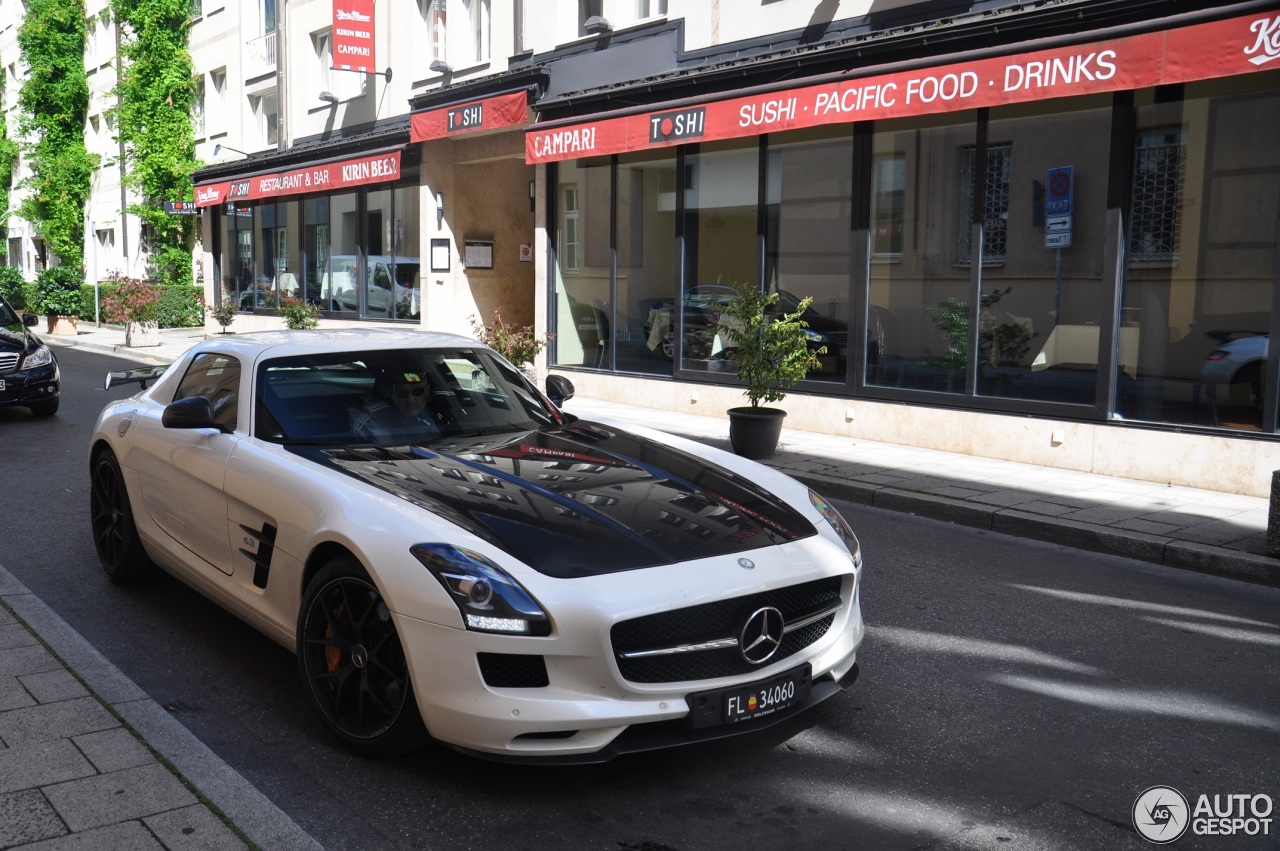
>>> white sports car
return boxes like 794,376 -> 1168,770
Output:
89,329 -> 864,762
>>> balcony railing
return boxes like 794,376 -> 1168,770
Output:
245,31 -> 277,79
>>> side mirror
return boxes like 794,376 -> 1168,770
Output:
162,396 -> 226,432
22,313 -> 37,328
545,374 -> 574,407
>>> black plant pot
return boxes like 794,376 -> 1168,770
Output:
728,406 -> 786,459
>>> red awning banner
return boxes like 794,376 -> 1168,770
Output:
411,90 -> 530,143
333,0 -> 376,74
194,150 -> 402,208
526,11 -> 1280,164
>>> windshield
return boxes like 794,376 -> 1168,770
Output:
0,298 -> 18,327
256,347 -> 561,445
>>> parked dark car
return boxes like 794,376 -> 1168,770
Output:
644,285 -> 854,372
0,293 -> 60,417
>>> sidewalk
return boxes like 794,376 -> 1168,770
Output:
0,565 -> 323,851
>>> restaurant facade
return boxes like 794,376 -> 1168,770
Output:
190,0 -> 1280,496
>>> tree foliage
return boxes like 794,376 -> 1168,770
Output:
0,52 -> 19,255
113,0 -> 198,286
17,0 -> 95,270
717,281 -> 823,409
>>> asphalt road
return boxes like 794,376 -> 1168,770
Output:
2,345 -> 1278,851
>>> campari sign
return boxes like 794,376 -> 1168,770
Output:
333,0 -> 376,74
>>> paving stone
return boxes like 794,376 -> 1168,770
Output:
968,488 -> 1039,507
0,644 -> 61,678
20,670 -> 89,703
0,622 -> 38,650
0,697 -> 119,747
0,674 -> 37,712
72,728 -> 155,774
1061,505 -> 1149,524
21,819 -> 165,850
1113,518 -> 1183,536
1015,500 -> 1081,517
0,739 -> 97,794
0,787 -> 67,846
145,804 -> 248,851
45,763 -> 197,832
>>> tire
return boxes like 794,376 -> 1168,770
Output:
297,556 -> 428,756
659,331 -> 675,360
27,397 -> 59,417
89,449 -> 158,582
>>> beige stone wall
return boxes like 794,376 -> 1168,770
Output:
557,370 -> 1280,497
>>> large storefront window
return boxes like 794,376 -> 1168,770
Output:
1118,72 -> 1279,432
976,96 -> 1113,405
619,151 -> 677,376
867,112 -> 977,394
766,127 -> 854,385
552,157 -> 611,368
683,140 -> 759,373
216,181 -> 420,321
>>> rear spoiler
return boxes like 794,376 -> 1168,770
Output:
104,365 -> 169,391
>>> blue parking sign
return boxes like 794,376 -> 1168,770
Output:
1046,166 -> 1073,216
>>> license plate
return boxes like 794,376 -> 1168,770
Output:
688,664 -> 811,729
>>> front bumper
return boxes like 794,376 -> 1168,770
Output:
0,361 -> 59,408
393,573 -> 864,761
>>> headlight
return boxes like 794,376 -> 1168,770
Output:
808,489 -> 861,568
411,544 -> 551,636
22,345 -> 53,370
804,328 -> 827,344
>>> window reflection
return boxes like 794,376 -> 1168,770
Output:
1119,73 -> 1278,431
867,112 -> 976,393
766,127 -> 853,384
976,96 -> 1113,405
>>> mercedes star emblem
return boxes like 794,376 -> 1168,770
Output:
738,558 -> 755,569
739,606 -> 785,664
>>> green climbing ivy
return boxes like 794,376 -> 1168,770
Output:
17,0 -> 96,270
113,0 -> 198,286
0,52 -> 19,257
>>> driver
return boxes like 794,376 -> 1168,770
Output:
350,370 -> 441,440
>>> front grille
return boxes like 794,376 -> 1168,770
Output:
477,653 -> 550,688
0,353 -> 18,372
611,577 -> 843,684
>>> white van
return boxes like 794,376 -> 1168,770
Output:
323,255 -> 420,319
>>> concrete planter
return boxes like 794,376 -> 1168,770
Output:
45,315 -> 78,336
125,320 -> 160,347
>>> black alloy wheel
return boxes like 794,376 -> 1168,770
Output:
89,449 -> 157,582
297,557 -> 427,756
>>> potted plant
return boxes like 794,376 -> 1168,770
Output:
470,309 -> 553,380
33,266 -> 84,335
716,280 -> 824,459
278,295 -> 320,329
207,299 -> 238,333
101,273 -> 162,347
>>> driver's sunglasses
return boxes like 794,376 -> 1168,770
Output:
394,386 -> 426,399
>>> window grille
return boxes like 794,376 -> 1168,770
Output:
959,143 -> 1011,265
1129,129 -> 1185,264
